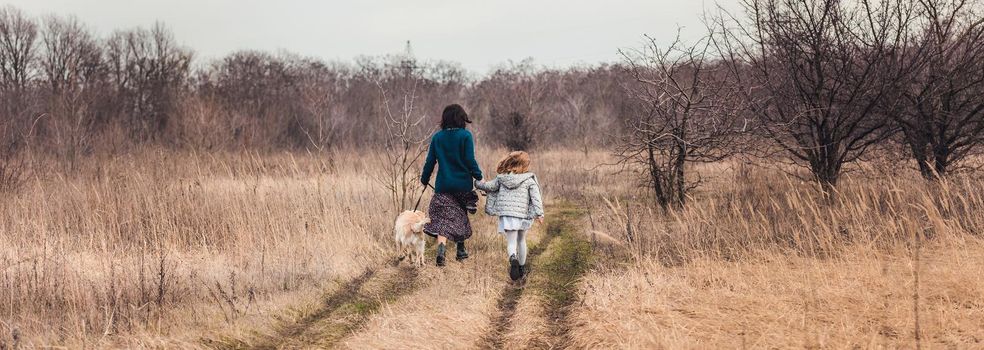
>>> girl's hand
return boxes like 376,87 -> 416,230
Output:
536,216 -> 545,224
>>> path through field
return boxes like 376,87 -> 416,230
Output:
207,201 -> 594,349
479,204 -> 592,349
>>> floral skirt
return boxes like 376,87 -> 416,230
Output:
424,191 -> 477,242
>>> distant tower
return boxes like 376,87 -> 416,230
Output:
404,40 -> 414,59
399,40 -> 418,76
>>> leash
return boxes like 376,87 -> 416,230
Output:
412,183 -> 433,211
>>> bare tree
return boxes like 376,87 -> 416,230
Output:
0,6 -> 39,190
0,6 -> 39,126
378,84 -> 429,211
895,0 -> 984,178
475,59 -> 552,151
40,15 -> 106,167
204,50 -> 305,147
616,35 -> 748,210
0,6 -> 37,91
106,23 -> 191,140
296,61 -> 343,154
556,69 -> 599,154
714,0 -> 920,190
374,46 -> 430,211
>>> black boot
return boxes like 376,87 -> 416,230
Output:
518,264 -> 527,279
436,243 -> 446,267
509,254 -> 521,281
455,241 -> 469,261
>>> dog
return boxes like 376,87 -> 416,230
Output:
394,210 -> 430,267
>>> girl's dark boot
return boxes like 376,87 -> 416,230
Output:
436,243 -> 446,267
509,254 -> 521,281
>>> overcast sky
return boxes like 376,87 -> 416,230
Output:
2,0 -> 742,75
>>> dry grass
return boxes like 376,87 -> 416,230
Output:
338,228 -> 504,350
0,150 -> 395,347
502,292 -> 550,349
334,168 -> 585,350
569,155 -> 984,349
590,163 -> 984,261
1,147 -> 982,348
571,242 -> 984,348
0,147 -> 571,348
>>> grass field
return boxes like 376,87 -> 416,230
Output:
1,149 -> 982,349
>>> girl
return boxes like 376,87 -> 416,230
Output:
475,151 -> 545,281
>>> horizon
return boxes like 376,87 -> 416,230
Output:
0,0 -> 743,75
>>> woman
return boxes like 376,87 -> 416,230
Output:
420,104 -> 483,267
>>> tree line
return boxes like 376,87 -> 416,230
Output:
2,1 -> 983,204
0,6 -> 630,161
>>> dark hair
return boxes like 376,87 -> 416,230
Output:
440,104 -> 471,129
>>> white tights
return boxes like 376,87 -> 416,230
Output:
504,230 -> 528,265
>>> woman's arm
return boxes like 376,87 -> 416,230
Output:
420,138 -> 437,185
463,131 -> 483,180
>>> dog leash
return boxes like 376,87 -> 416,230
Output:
412,183 -> 433,211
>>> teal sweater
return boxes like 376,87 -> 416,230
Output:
421,128 -> 483,193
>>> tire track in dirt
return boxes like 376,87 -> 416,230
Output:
264,264 -> 419,349
479,203 -> 592,349
269,268 -> 378,344
205,259 -> 421,350
529,221 -> 592,350
479,222 -> 559,349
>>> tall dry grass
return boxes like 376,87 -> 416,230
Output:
567,155 -> 984,348
2,147 -> 982,348
0,149 -> 403,347
580,158 -> 984,260
572,243 -> 984,348
0,147 -> 573,347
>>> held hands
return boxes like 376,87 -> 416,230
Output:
473,179 -> 483,194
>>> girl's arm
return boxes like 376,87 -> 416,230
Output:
529,177 -> 545,218
474,177 -> 499,192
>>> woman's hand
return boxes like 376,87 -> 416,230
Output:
536,216 -> 545,225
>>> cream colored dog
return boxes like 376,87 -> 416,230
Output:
394,210 -> 430,267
